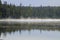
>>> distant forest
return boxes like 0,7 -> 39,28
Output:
0,0 -> 60,19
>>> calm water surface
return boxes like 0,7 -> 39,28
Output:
0,30 -> 60,40
0,23 -> 60,40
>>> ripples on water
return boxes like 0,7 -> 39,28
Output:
0,23 -> 60,40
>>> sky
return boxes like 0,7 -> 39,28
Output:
1,0 -> 60,7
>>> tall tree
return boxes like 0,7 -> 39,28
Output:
0,0 -> 2,18
0,0 -> 2,5
20,3 -> 22,18
0,0 -> 1,10
1,1 -> 7,18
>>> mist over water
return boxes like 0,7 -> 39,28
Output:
0,19 -> 60,23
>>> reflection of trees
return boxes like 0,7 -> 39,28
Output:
28,29 -> 31,35
0,32 -> 1,37
0,23 -> 60,36
0,28 -> 6,37
39,29 -> 42,34
19,29 -> 21,35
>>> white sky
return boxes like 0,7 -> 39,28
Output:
1,0 -> 60,6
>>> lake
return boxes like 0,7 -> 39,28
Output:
0,21 -> 60,40
0,29 -> 60,40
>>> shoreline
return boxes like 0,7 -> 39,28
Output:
0,18 -> 60,22
0,19 -> 60,24
0,19 -> 60,28
0,18 -> 60,21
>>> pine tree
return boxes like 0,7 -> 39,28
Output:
0,0 -> 2,18
0,0 -> 2,5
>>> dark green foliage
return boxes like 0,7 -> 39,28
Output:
20,6 -> 60,18
0,0 -> 60,18
0,0 -> 2,5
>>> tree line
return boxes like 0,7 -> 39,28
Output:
0,0 -> 60,19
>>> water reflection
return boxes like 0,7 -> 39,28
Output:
0,29 -> 60,40
0,23 -> 60,40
